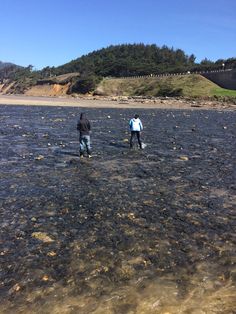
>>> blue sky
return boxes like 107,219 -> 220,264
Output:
0,0 -> 235,69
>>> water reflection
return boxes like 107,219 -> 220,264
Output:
0,105 -> 235,313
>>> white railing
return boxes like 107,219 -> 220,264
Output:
106,69 -> 233,80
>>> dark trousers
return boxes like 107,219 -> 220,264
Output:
130,131 -> 142,149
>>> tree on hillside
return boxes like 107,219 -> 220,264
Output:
53,44 -> 195,77
225,58 -> 236,69
39,44 -> 236,79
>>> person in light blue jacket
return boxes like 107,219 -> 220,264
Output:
129,114 -> 143,149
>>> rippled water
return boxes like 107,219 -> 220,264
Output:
0,105 -> 235,313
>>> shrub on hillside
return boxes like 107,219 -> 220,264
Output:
155,86 -> 183,97
68,76 -> 101,94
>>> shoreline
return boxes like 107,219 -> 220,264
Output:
0,94 -> 235,110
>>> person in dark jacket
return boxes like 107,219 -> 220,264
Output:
77,113 -> 92,158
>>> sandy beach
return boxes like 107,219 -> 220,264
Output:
0,94 -> 235,110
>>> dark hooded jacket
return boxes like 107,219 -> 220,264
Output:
77,113 -> 91,136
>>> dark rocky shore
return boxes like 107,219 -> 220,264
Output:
0,105 -> 235,313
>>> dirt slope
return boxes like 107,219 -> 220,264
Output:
25,83 -> 70,97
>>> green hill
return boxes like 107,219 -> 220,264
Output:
51,44 -> 236,78
0,61 -> 16,70
1,44 -> 236,98
51,44 -> 198,77
95,74 -> 236,98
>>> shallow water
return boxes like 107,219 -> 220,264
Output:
0,105 -> 235,313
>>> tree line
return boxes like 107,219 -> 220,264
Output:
50,44 -> 236,77
1,43 -> 236,84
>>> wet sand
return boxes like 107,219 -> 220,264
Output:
0,94 -> 235,110
0,103 -> 236,313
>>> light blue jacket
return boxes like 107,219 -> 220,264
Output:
129,118 -> 143,131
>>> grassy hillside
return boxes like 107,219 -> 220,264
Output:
211,87 -> 236,97
95,74 -> 236,98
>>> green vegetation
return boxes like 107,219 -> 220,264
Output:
68,75 -> 102,94
0,61 -> 16,70
6,66 -> 42,93
95,74 -> 236,98
211,87 -> 236,97
52,44 -> 196,77
1,44 -> 236,97
40,44 -> 236,96
51,44 -> 236,78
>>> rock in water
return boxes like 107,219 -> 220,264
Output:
31,232 -> 54,243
